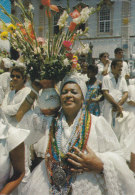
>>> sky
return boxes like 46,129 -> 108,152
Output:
0,0 -> 11,23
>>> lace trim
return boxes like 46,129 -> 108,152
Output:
103,158 -> 122,195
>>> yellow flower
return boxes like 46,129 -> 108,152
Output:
76,63 -> 81,70
2,23 -> 7,31
0,31 -> 8,40
73,55 -> 78,60
7,24 -> 16,34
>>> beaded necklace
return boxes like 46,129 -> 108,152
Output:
45,107 -> 91,195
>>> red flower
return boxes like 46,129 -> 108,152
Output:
16,23 -> 23,29
20,28 -> 27,35
41,0 -> 50,6
70,9 -> 80,19
50,5 -> 59,12
63,41 -> 72,48
69,22 -> 76,32
66,53 -> 73,60
30,32 -> 35,40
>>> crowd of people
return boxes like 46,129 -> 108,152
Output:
0,47 -> 135,195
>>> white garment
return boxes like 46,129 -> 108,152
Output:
96,61 -> 111,82
114,85 -> 135,156
1,86 -> 31,192
0,117 -> 29,191
1,86 -> 31,126
102,73 -> 128,125
0,86 -> 5,105
0,72 -> 10,102
17,109 -> 52,158
121,61 -> 130,78
21,114 -> 135,195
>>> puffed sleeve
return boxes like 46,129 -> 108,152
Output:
17,110 -> 52,146
6,124 -> 30,152
93,116 -> 135,195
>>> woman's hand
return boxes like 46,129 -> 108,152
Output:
67,146 -> 103,174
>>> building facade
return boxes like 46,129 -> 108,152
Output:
10,0 -> 135,60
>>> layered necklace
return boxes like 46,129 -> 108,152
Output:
45,106 -> 91,195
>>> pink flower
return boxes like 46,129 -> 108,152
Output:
66,53 -> 73,60
63,41 -> 72,48
37,37 -> 45,43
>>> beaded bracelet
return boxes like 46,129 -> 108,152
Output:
26,94 -> 35,105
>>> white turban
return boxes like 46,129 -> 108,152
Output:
60,72 -> 87,98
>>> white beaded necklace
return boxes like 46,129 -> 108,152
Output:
56,109 -> 82,155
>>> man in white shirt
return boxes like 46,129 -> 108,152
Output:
114,48 -> 130,79
102,59 -> 128,126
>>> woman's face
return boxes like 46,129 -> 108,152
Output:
100,53 -> 109,64
60,82 -> 84,115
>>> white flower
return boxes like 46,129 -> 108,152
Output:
73,17 -> 81,24
34,47 -> 41,54
29,4 -> 34,11
2,58 -> 13,68
76,44 -> 90,55
57,11 -> 69,29
73,7 -> 95,25
63,58 -> 70,66
15,62 -> 26,68
76,29 -> 83,35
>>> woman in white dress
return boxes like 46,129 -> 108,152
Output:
0,110 -> 29,194
16,73 -> 135,195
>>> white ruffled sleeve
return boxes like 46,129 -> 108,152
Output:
17,110 -> 49,146
6,125 -> 30,152
94,116 -> 135,195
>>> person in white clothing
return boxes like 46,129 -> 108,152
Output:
0,58 -> 13,105
1,66 -> 31,126
14,73 -> 135,195
114,48 -> 130,79
1,66 -> 31,193
96,52 -> 111,82
114,84 -> 135,173
102,59 -> 128,126
0,109 -> 29,194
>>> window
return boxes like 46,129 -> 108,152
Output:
54,12 -> 61,35
53,7 -> 64,35
99,5 -> 111,33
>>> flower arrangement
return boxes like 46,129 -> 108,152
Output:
0,0 -> 102,82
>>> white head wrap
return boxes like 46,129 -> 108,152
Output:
60,72 -> 87,98
2,58 -> 13,68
